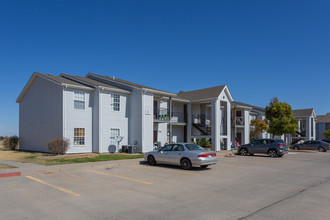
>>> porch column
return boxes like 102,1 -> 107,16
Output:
169,97 -> 173,143
313,117 -> 316,140
244,109 -> 250,145
187,103 -> 192,143
226,101 -> 231,150
306,117 -> 311,140
211,99 -> 220,151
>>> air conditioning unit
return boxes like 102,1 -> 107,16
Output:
128,145 -> 138,154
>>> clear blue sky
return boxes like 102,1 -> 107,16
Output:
1,0 -> 329,136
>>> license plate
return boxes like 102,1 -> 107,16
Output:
208,155 -> 212,158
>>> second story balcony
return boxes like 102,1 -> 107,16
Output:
232,117 -> 245,126
154,108 -> 186,123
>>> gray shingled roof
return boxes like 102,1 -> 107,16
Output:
233,101 -> 265,112
176,85 -> 226,102
292,109 -> 314,117
317,113 -> 330,123
37,72 -> 92,87
88,73 -> 174,94
61,74 -> 129,93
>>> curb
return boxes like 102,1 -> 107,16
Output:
0,172 -> 21,178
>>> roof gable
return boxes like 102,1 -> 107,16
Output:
16,72 -> 92,103
176,85 -> 232,102
292,108 -> 315,117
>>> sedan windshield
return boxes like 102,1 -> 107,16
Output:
185,144 -> 204,151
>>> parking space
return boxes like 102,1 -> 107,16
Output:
1,152 -> 330,219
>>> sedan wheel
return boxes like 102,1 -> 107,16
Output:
268,149 -> 278,158
181,158 -> 192,170
147,155 -> 156,166
318,147 -> 326,152
240,148 -> 248,156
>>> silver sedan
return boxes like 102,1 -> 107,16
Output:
144,143 -> 217,169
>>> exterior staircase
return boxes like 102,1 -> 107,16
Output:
193,114 -> 211,135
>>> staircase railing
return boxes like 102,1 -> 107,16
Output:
192,114 -> 211,135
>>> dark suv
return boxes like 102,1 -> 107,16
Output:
238,139 -> 288,157
322,139 -> 330,144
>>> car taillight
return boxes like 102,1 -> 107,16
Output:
198,153 -> 216,157
277,144 -> 286,146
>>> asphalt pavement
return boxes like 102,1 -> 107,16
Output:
1,151 -> 330,220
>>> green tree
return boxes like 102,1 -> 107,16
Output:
250,119 -> 268,141
265,97 -> 298,136
324,129 -> 330,138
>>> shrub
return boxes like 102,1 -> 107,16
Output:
324,129 -> 330,138
197,138 -> 212,149
47,137 -> 69,155
3,136 -> 19,150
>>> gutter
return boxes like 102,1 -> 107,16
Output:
62,83 -> 95,91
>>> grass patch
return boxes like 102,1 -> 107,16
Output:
46,154 -> 144,166
0,164 -> 17,169
24,155 -> 38,159
0,147 -> 144,166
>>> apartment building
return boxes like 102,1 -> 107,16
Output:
288,108 -> 317,144
17,72 -> 233,153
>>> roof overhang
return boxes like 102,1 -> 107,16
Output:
61,73 -> 131,95
99,86 -> 131,94
16,73 -> 93,103
87,73 -> 176,97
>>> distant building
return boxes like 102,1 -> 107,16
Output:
288,109 -> 317,144
231,102 -> 269,146
316,113 -> 330,140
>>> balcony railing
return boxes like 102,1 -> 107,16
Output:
171,112 -> 186,123
231,117 -> 245,126
154,108 -> 186,123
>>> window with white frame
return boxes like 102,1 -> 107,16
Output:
110,94 -> 120,111
74,128 -> 85,145
110,128 -> 120,146
74,91 -> 85,110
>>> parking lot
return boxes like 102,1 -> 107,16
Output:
1,152 -> 330,220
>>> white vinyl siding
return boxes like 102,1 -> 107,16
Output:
110,94 -> 120,111
74,128 -> 85,145
74,91 -> 85,110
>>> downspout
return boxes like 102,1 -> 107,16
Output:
63,85 -> 67,140
99,87 -> 103,153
